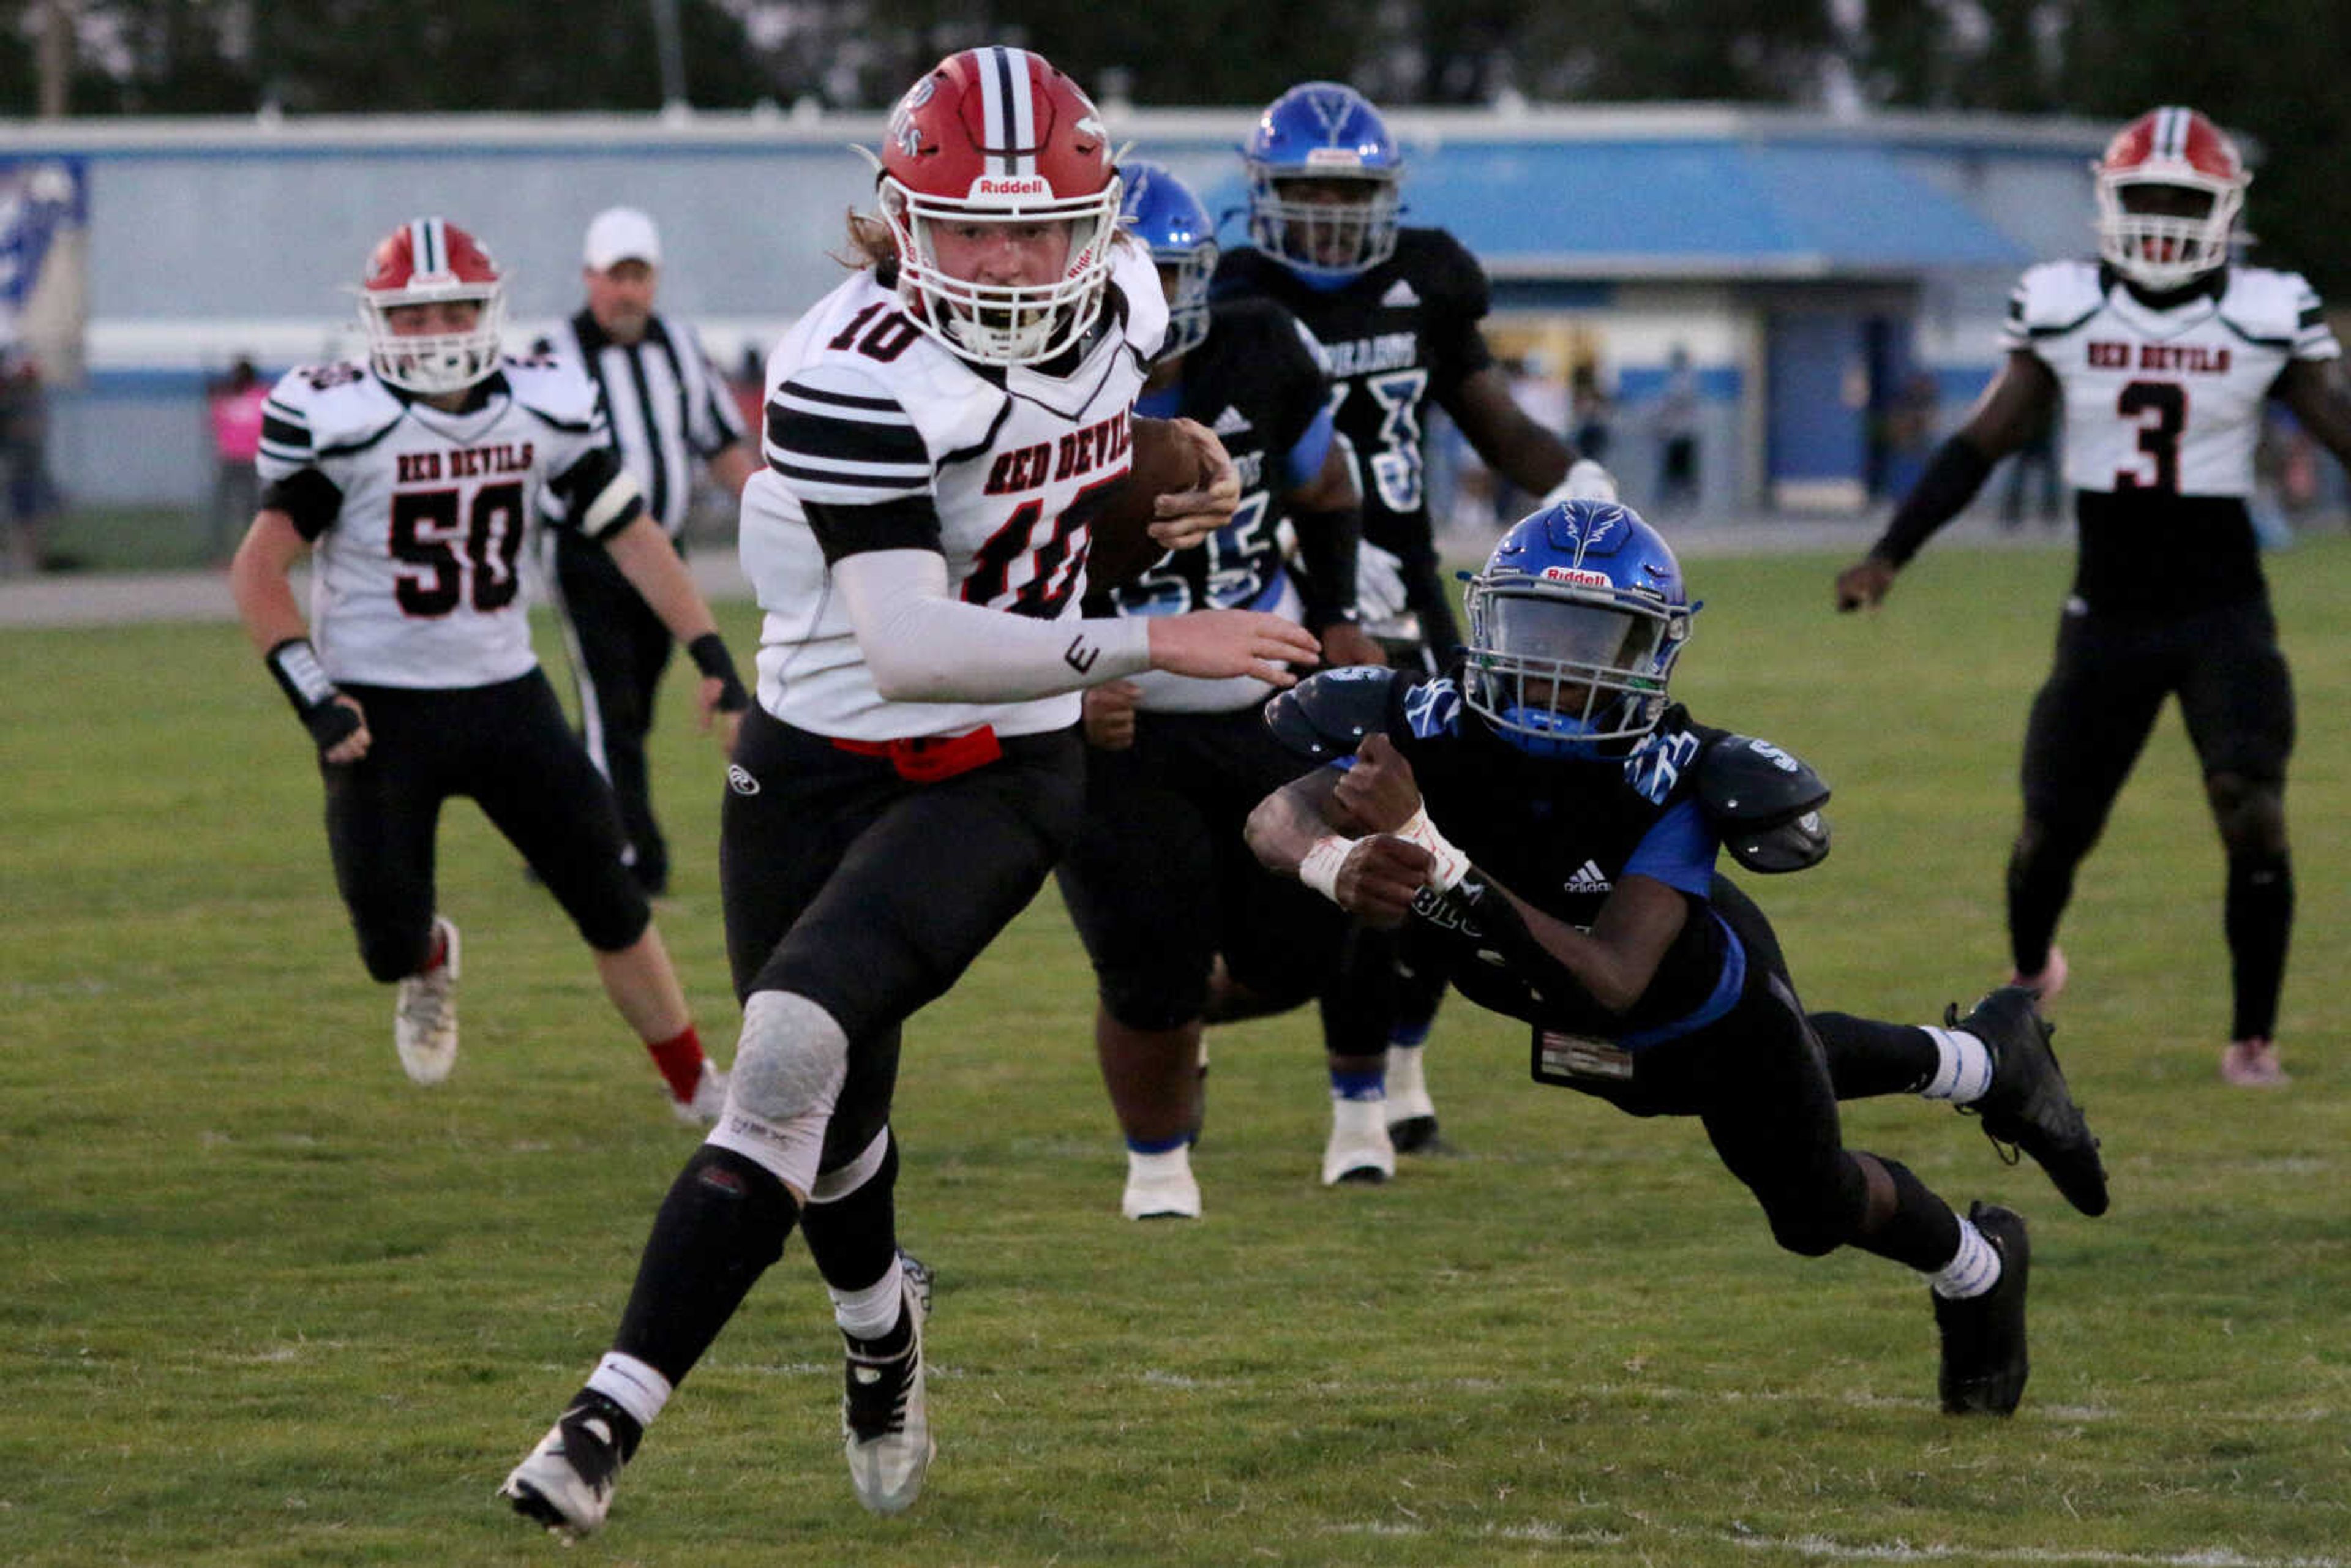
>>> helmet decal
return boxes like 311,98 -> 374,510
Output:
1461,500 -> 1697,759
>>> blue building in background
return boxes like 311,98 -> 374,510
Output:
0,104 -> 2128,523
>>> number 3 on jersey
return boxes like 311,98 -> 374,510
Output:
1337,369 -> 1429,514
2115,380 -> 2185,493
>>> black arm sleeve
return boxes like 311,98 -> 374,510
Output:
260,468 -> 345,541
1423,870 -> 1594,1008
1870,437 -> 1994,566
1289,501 -> 1362,629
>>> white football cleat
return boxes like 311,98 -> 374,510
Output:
500,1399 -> 626,1537
672,1060 -> 728,1125
843,1270 -> 933,1515
1321,1096 -> 1396,1186
393,916 -> 460,1084
1122,1146 -> 1203,1220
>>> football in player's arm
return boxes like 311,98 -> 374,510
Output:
500,48 -> 1321,1540
1832,105 -> 2351,1089
227,216 -> 747,1128
1252,498 -> 2114,1417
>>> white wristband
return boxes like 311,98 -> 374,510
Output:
1393,806 -> 1470,891
1297,835 -> 1359,901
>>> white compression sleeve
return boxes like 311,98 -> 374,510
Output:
833,549 -> 1152,703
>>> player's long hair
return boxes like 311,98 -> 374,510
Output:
838,208 -> 898,275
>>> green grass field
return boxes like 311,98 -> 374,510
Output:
4,541 -> 2347,1567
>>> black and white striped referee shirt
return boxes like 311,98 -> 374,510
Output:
536,309 -> 748,538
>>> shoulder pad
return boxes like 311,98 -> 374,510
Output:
1397,227 -> 1491,313
263,362 -> 399,454
1696,734 -> 1831,874
503,354 -> 600,418
1263,665 -> 1407,760
2005,260 -> 2104,342
2218,265 -> 2327,348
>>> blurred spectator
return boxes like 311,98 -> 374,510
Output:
208,357 -> 268,563
1655,345 -> 1700,510
0,344 -> 57,574
2000,416 -> 2062,533
1570,362 -> 1613,466
1875,370 -> 1939,500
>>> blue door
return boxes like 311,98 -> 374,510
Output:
1765,312 -> 1868,511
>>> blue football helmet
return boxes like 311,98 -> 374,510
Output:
1462,501 -> 1696,758
1120,160 -> 1218,362
1243,81 -> 1403,286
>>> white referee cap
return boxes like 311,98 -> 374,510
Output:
583,207 -> 662,270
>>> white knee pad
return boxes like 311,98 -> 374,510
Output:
703,990 -> 848,1199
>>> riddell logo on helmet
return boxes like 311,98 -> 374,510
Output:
1540,566 -> 1611,588
971,175 -> 1052,198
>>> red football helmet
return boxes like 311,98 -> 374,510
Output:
358,217 -> 507,394
2093,107 -> 2248,290
874,47 -> 1122,366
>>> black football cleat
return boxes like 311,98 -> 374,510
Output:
1952,986 -> 2109,1217
1386,1112 -> 1444,1154
1934,1201 -> 2030,1416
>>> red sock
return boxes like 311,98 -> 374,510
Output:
646,1025 -> 707,1101
424,927 -> 448,971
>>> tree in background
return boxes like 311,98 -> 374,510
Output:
6,0 -> 2347,293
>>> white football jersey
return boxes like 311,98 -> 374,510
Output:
2003,260 -> 2339,497
743,240 -> 1166,741
257,358 -> 637,689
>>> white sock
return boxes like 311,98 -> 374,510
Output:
1920,1026 -> 1995,1104
1928,1216 -> 2003,1299
587,1352 -> 673,1428
829,1253 -> 906,1340
1386,1043 -> 1428,1103
1127,1145 -> 1193,1182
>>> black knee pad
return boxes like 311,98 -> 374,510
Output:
1098,964 -> 1209,1033
1760,1151 -> 1873,1258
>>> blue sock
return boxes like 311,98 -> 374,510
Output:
1126,1132 -> 1189,1155
1389,1021 -> 1432,1049
1329,1067 -> 1385,1102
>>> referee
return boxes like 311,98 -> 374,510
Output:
539,207 -> 757,895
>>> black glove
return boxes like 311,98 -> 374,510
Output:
265,637 -> 362,755
687,632 -> 751,714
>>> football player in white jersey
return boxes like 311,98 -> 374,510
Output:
228,216 -> 749,1122
1834,108 -> 2351,1087
501,47 -> 1320,1538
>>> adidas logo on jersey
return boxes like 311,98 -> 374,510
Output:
1381,279 -> 1420,307
1211,405 -> 1253,437
1564,860 -> 1613,894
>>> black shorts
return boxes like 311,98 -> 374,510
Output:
2021,595 -> 2293,829
322,671 -> 649,978
1055,703 -> 1347,1030
719,707 -> 1086,1155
